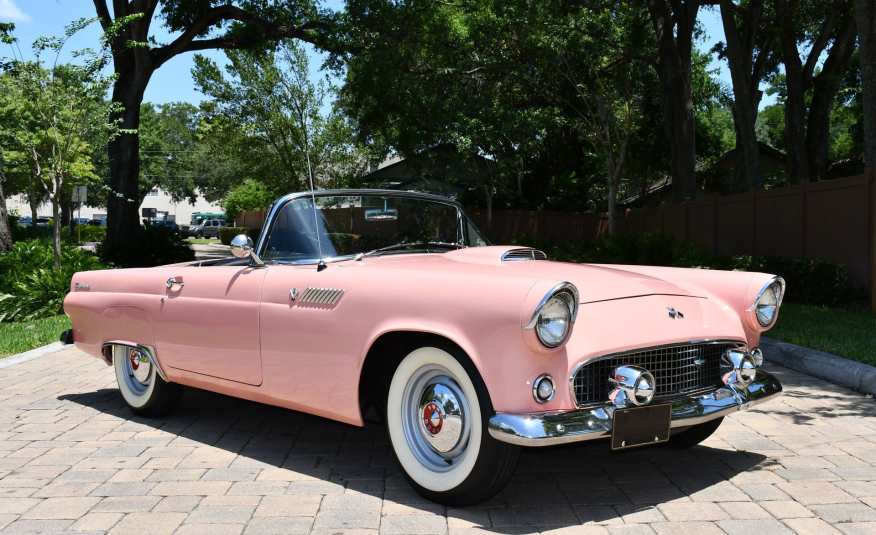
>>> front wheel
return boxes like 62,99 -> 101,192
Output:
386,345 -> 520,506
195,231 -> 203,239
115,346 -> 183,418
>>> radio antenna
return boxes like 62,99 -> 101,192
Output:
302,119 -> 326,272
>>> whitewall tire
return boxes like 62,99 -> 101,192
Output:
114,346 -> 182,418
386,345 -> 520,505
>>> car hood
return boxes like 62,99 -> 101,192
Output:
356,246 -> 699,304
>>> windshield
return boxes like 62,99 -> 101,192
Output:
261,194 -> 489,263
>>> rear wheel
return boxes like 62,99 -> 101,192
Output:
386,345 -> 520,506
665,417 -> 724,449
114,346 -> 182,418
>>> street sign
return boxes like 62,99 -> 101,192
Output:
72,186 -> 87,204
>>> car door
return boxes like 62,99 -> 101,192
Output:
153,266 -> 267,385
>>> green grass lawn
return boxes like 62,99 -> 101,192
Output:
768,303 -> 876,367
0,315 -> 71,358
185,238 -> 221,244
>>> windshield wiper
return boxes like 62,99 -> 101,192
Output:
361,242 -> 466,258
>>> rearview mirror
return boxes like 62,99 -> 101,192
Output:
364,208 -> 399,221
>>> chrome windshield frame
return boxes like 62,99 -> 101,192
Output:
255,189 -> 489,265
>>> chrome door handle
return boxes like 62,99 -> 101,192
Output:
166,278 -> 185,289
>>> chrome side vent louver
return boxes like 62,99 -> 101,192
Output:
298,287 -> 345,305
502,248 -> 548,261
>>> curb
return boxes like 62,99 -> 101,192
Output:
0,342 -> 67,370
761,337 -> 876,396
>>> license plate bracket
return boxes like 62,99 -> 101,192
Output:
611,403 -> 672,450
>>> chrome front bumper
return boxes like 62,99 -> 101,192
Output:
488,370 -> 782,447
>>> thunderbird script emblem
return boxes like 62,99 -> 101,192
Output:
667,307 -> 684,319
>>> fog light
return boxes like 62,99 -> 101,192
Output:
533,374 -> 555,403
610,365 -> 656,407
722,349 -> 757,386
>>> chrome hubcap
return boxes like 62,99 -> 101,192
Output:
401,365 -> 472,472
121,347 -> 152,395
418,383 -> 465,453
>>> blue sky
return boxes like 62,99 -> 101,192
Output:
0,0 -> 775,110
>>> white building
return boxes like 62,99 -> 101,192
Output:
6,187 -> 224,225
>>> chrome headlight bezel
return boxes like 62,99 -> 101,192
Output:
748,276 -> 785,330
524,282 -> 579,349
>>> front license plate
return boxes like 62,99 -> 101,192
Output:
611,404 -> 672,450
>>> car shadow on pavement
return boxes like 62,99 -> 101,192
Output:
59,384 -> 769,531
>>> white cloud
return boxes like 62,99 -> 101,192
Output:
0,0 -> 31,22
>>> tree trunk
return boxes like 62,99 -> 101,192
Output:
28,182 -> 38,228
607,177 -> 618,236
720,0 -> 767,192
806,15 -> 857,181
856,0 -> 876,168
51,194 -> 61,269
0,145 -> 13,252
646,0 -> 700,204
106,70 -> 150,245
777,12 -> 811,183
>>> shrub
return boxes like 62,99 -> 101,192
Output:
219,227 -> 262,245
10,224 -> 52,242
0,239 -> 107,322
99,225 -> 195,268
70,225 -> 106,243
720,255 -> 849,306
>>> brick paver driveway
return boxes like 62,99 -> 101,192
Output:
1,348 -> 875,534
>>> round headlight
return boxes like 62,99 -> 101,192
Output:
755,281 -> 783,327
535,294 -> 572,348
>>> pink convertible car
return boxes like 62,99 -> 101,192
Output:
62,190 -> 784,505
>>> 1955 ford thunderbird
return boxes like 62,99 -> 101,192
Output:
62,189 -> 784,506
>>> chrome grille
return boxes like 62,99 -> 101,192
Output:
298,287 -> 345,305
571,341 -> 739,406
502,248 -> 548,261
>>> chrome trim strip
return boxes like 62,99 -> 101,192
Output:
101,343 -> 168,382
523,282 -> 580,330
568,339 -> 747,408
256,189 -> 474,259
489,369 -> 782,447
747,276 -> 786,329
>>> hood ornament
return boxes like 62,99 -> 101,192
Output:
667,307 -> 684,319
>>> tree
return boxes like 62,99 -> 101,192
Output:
1,19 -> 122,267
193,40 -> 365,198
714,0 -> 777,191
854,0 -> 876,171
90,0 -> 328,246
644,0 -> 704,202
776,0 -> 857,183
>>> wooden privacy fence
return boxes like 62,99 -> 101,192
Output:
235,173 -> 874,290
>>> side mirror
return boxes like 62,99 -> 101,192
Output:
230,234 -> 253,258
230,234 -> 265,266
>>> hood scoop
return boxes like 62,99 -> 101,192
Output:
501,248 -> 548,261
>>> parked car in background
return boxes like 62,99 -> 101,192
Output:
87,219 -> 107,226
181,218 -> 226,238
62,189 -> 785,506
17,216 -> 31,226
148,220 -> 180,232
76,217 -> 89,225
